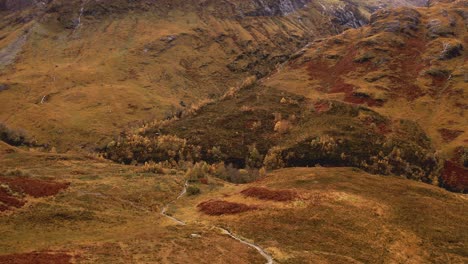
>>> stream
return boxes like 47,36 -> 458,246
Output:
73,0 -> 87,34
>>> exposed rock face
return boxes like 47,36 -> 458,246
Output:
0,0 -> 36,11
369,8 -> 421,36
243,0 -> 311,16
0,33 -> 29,70
330,3 -> 368,28
439,41 -> 463,60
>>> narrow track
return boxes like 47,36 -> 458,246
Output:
160,180 -> 275,263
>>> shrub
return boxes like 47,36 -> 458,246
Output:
274,120 -> 291,134
208,162 -> 261,183
240,105 -> 254,112
263,147 -> 285,170
0,122 -> 29,146
246,145 -> 263,168
2,168 -> 31,177
207,146 -> 225,163
138,162 -> 165,174
182,99 -> 214,117
185,162 -> 210,182
225,165 -> 261,184
212,162 -> 228,180
439,41 -> 463,60
105,133 -> 197,164
241,187 -> 297,201
458,147 -> 468,168
187,186 -> 201,196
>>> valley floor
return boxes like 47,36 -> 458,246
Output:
0,142 -> 466,263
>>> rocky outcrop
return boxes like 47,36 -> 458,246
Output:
243,0 -> 311,16
0,0 -> 38,11
439,41 -> 463,60
369,8 -> 421,36
0,32 -> 29,70
330,3 -> 368,29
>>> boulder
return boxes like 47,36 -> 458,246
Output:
439,42 -> 464,60
0,84 -> 9,92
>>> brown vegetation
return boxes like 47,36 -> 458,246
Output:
0,177 -> 70,198
438,128 -> 464,143
0,177 -> 69,211
440,161 -> 467,193
197,200 -> 256,216
0,251 -> 72,264
314,101 -> 331,113
241,187 -> 298,202
0,188 -> 25,211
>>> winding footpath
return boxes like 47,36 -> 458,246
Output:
160,181 -> 188,225
217,227 -> 274,264
160,180 -> 274,264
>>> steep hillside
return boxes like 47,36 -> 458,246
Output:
264,0 -> 467,152
262,0 -> 467,190
0,0 -> 426,150
106,0 -> 466,191
0,1 -> 466,263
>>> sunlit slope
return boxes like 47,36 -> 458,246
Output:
0,141 -> 265,263
172,167 -> 468,263
0,141 -> 466,263
0,0 -> 427,150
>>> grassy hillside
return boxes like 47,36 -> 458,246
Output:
174,167 -> 468,263
262,0 -> 468,190
0,141 -> 466,263
107,1 -> 466,191
0,0 -> 427,151
0,142 -> 266,263
263,0 -> 467,158
0,1 -> 466,263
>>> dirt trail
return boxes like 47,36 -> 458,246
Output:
160,181 -> 188,225
217,227 -> 274,264
160,180 -> 275,263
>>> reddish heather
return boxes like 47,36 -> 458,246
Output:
314,101 -> 331,113
197,200 -> 256,215
306,49 -> 384,107
0,177 -> 69,212
0,177 -> 70,198
0,252 -> 72,264
438,129 -> 464,142
0,188 -> 25,209
441,161 -> 468,193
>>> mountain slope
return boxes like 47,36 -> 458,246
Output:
262,0 -> 467,190
106,0 -> 467,191
0,0 -> 427,150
